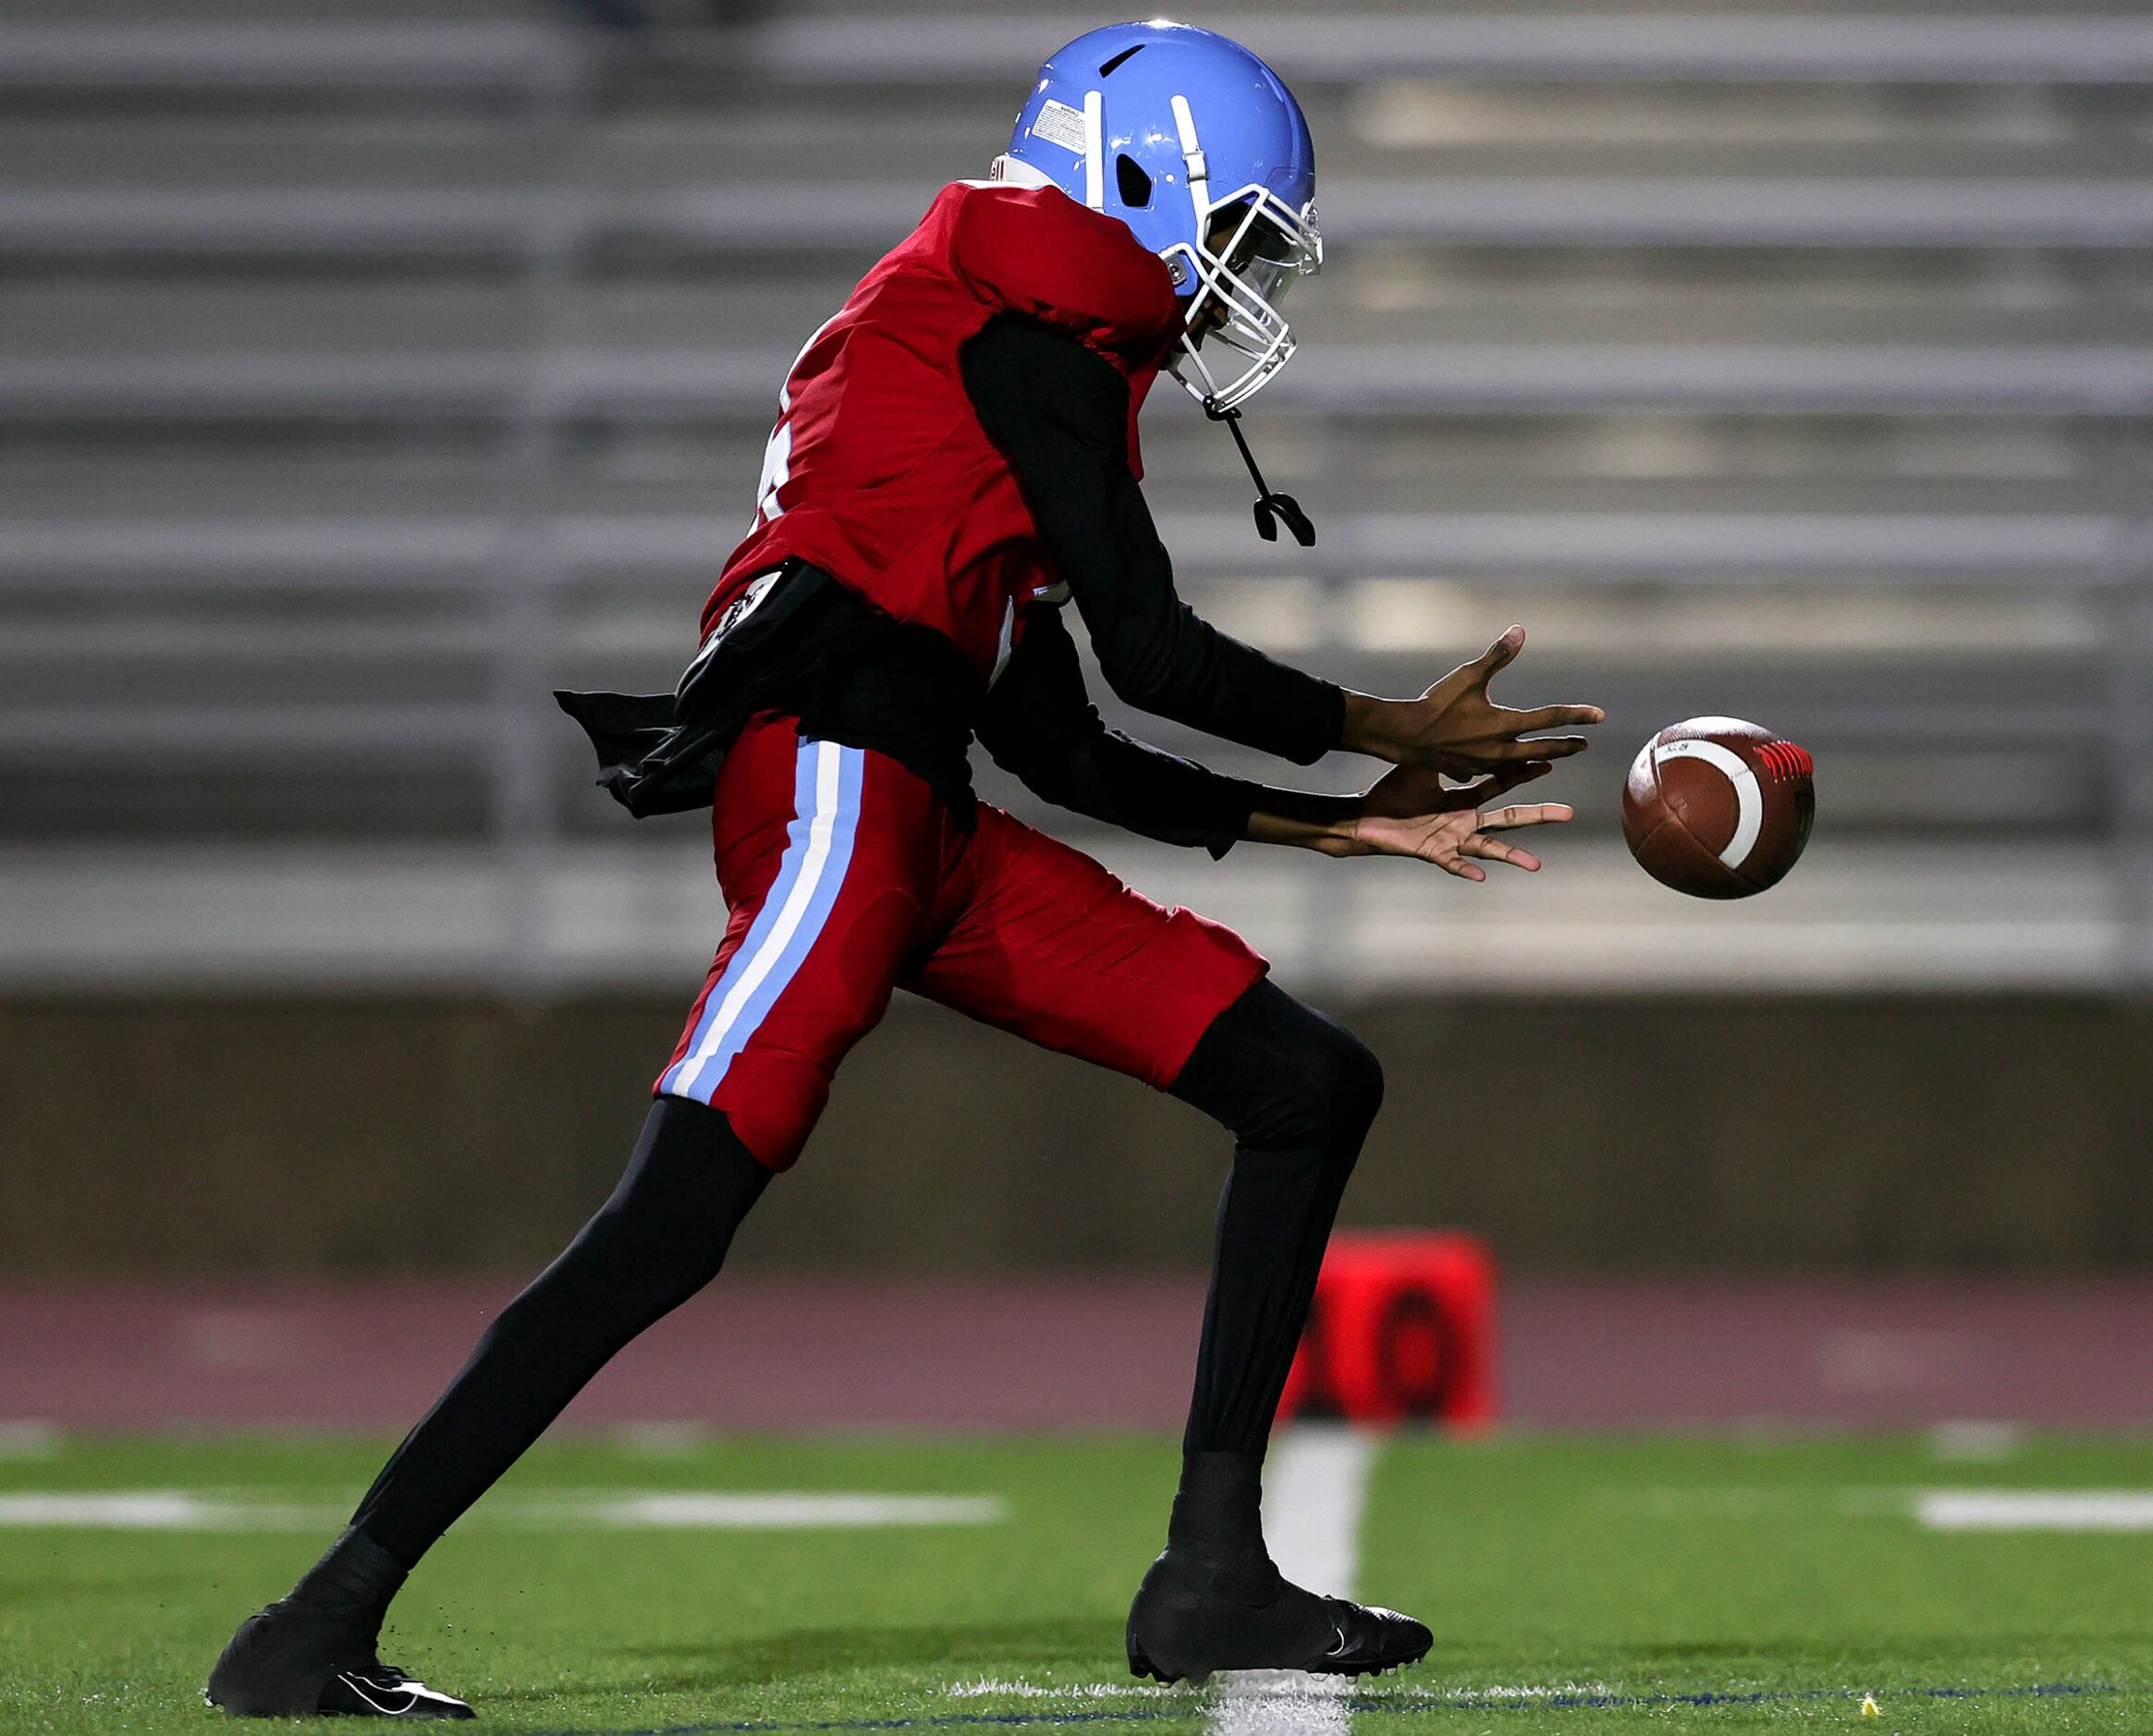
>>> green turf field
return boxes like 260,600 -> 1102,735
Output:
3,1430 -> 2148,1733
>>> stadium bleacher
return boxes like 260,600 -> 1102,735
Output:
3,0 -> 2149,991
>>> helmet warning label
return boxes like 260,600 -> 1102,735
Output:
1029,99 -> 1088,155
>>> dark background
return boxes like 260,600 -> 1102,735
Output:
8,993 -> 2148,1274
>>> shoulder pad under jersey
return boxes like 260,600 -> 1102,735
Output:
948,184 -> 1180,361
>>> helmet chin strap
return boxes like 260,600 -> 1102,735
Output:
1211,402 -> 1315,547
1169,92 -> 1311,546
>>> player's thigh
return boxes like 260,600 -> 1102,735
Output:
659,715 -> 942,1169
905,806 -> 1267,1089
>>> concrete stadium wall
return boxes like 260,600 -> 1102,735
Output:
4,993 -> 2148,1277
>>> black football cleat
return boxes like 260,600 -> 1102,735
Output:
1125,1547 -> 1433,1684
206,1601 -> 473,1719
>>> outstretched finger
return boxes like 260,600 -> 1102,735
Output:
1480,802 -> 1575,830
1463,834 -> 1543,872
1434,849 -> 1488,882
1512,702 -> 1608,730
1489,734 -> 1591,762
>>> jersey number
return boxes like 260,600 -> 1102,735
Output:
754,420 -> 792,523
752,313 -> 841,525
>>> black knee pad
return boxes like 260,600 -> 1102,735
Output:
1297,1019 -> 1384,1150
1174,978 -> 1385,1152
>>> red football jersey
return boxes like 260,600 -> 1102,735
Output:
706,181 -> 1181,679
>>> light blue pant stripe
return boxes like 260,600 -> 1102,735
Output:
659,742 -> 824,1096
660,739 -> 863,1104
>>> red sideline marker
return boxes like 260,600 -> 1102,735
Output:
1278,1231 -> 1498,1430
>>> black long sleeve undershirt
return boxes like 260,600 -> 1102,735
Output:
562,319 -> 1340,842
978,605 -> 1267,858
960,315 -> 1344,766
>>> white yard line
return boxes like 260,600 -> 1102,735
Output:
1593,1483 -> 2153,1532
1916,1489 -> 2153,1532
0,1492 -> 340,1529
574,1492 -> 1004,1528
944,1681 -> 1178,1701
0,1489 -> 1005,1531
1210,1424 -> 1380,1736
1262,1424 -> 1377,1598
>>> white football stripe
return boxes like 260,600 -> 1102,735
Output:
1653,736 -> 1763,870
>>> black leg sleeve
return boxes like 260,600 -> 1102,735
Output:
341,1096 -> 770,1576
1162,978 -> 1383,1568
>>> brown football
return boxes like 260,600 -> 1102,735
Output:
1622,717 -> 1816,899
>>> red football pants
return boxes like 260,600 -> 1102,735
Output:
656,713 -> 1269,1170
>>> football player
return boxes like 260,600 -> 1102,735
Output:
208,19 -> 1601,1718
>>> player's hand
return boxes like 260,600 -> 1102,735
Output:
1318,760 -> 1574,881
1339,625 -> 1604,775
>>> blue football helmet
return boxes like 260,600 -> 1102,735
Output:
993,19 -> 1322,416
